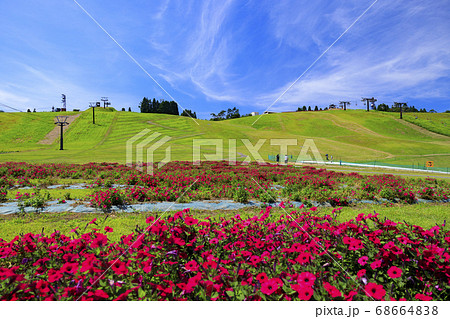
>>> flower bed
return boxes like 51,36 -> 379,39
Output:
1,208 -> 448,301
2,162 -> 448,210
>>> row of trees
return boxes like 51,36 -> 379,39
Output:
139,98 -> 179,115
210,107 -> 242,121
181,109 -> 197,119
375,104 -> 434,113
138,98 -> 198,118
138,98 -> 443,119
295,104 -> 437,113
297,106 -> 325,112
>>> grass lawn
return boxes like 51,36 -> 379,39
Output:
1,109 -> 449,167
0,203 -> 447,242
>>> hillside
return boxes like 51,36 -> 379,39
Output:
0,109 -> 449,167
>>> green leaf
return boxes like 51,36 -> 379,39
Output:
138,288 -> 146,299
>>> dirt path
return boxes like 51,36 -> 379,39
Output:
394,119 -> 449,139
94,111 -> 119,148
147,120 -> 177,130
37,113 -> 81,145
327,114 -> 385,138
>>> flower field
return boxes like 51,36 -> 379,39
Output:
0,161 -> 448,211
0,161 -> 449,301
0,208 -> 449,300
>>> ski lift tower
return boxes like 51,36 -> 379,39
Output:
89,102 -> 97,124
61,94 -> 67,111
394,102 -> 407,119
55,116 -> 69,150
361,97 -> 377,112
101,97 -> 110,108
339,101 -> 350,111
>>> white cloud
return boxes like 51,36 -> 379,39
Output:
253,0 -> 450,111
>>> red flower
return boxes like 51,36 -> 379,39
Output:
297,272 -> 316,287
358,256 -> 368,266
90,289 -> 109,299
61,262 -> 79,274
261,279 -> 278,295
88,218 -> 97,225
35,280 -> 50,294
256,272 -> 268,283
104,226 -> 113,233
47,269 -> 62,283
185,216 -> 199,226
80,256 -> 97,273
415,294 -> 433,301
365,282 -> 386,300
111,260 -> 128,275
345,290 -> 358,301
90,233 -> 108,248
323,282 -> 341,298
291,284 -> 314,300
370,259 -> 382,270
145,216 -> 155,224
185,260 -> 199,272
295,252 -> 312,265
187,272 -> 202,288
357,269 -> 366,279
387,266 -> 402,279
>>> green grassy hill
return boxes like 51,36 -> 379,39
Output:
0,108 -> 449,167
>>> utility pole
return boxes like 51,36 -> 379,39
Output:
394,102 -> 407,119
55,116 -> 68,150
89,102 -> 97,124
339,101 -> 350,111
361,97 -> 377,112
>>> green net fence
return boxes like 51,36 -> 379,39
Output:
267,155 -> 449,174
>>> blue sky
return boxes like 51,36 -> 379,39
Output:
0,0 -> 449,118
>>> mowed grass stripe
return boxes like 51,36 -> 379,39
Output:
0,108 -> 448,166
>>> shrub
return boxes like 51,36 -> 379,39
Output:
90,189 -> 125,211
0,186 -> 7,202
233,187 -> 249,203
16,190 -> 50,212
259,190 -> 276,203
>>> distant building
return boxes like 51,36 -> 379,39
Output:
251,112 -> 259,116
263,111 -> 276,114
329,104 -> 344,110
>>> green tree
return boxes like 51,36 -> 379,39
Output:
308,106 -> 312,111
226,107 -> 240,119
377,103 -> 389,112
181,109 -> 197,118
139,97 -> 150,113
169,101 -> 179,115
210,110 -> 226,121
